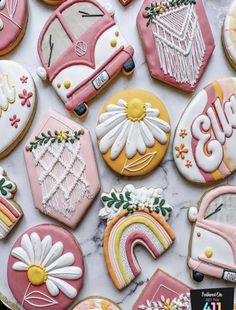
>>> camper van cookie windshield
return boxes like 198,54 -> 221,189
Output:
37,0 -> 135,118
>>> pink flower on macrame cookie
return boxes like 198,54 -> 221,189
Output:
20,76 -> 28,84
9,115 -> 20,128
175,144 -> 188,160
185,160 -> 192,168
18,89 -> 32,107
179,129 -> 187,138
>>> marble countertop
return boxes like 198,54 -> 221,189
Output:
1,0 -> 236,309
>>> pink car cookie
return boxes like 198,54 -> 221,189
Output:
133,269 -> 191,310
0,0 -> 28,55
24,110 -> 100,228
37,0 -> 135,118
137,0 -> 215,92
8,224 -> 84,310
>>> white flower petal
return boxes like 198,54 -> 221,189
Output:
146,116 -> 170,132
99,119 -> 127,154
143,119 -> 168,144
42,242 -> 63,267
30,232 -> 41,264
46,252 -> 75,272
126,122 -> 138,158
39,235 -> 52,264
136,122 -> 146,154
106,103 -> 125,112
21,234 -> 34,263
11,247 -> 30,265
12,261 -> 28,271
110,120 -> 130,159
47,276 -> 78,299
48,266 -> 82,279
96,113 -> 126,139
146,105 -> 160,118
46,279 -> 60,297
140,121 -> 155,147
99,111 -> 124,123
117,99 -> 127,107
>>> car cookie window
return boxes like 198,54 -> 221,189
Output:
42,18 -> 72,67
61,3 -> 104,38
204,194 -> 236,225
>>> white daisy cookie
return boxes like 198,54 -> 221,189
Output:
7,224 -> 84,310
96,89 -> 171,176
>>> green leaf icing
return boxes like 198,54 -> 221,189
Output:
99,184 -> 172,221
0,168 -> 16,200
25,130 -> 84,152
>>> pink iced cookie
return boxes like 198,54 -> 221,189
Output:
8,224 -> 84,310
137,0 -> 215,92
24,110 -> 100,228
0,0 -> 28,55
133,269 -> 191,310
72,297 -> 121,310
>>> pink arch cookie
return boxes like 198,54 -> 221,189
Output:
0,0 -> 28,55
8,224 -> 84,310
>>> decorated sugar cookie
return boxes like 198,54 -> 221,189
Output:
37,0 -> 135,118
0,167 -> 23,240
0,0 -> 28,55
173,78 -> 236,184
96,89 -> 171,176
24,110 -> 100,229
188,186 -> 236,283
72,297 -> 121,310
133,269 -> 191,310
8,224 -> 84,310
41,0 -> 64,5
137,0 -> 215,92
0,60 -> 36,158
100,185 -> 175,290
223,0 -> 236,70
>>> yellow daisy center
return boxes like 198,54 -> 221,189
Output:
126,98 -> 146,121
27,264 -> 48,286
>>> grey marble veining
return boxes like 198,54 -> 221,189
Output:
0,0 -> 236,309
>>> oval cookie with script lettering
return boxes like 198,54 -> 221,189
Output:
96,89 -> 171,176
173,78 -> 236,184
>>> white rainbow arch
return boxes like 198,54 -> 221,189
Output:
104,209 -> 175,290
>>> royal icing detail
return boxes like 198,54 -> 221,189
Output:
37,0 -> 134,116
73,297 -> 121,310
223,1 -> 236,69
0,167 -> 23,240
133,270 -> 191,310
0,60 -> 36,158
173,78 -> 236,184
96,90 -> 171,176
119,0 -> 133,6
8,224 -> 84,309
24,110 -> 100,228
137,0 -> 215,92
188,186 -> 236,283
100,186 -> 175,290
0,0 -> 28,55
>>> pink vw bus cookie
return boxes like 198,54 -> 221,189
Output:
137,0 -> 215,92
173,78 -> 236,184
188,186 -> 236,283
37,0 -> 135,118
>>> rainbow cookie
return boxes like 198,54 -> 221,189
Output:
0,60 -> 36,159
96,89 -> 171,176
100,185 -> 175,290
0,0 -> 28,56
137,0 -> 215,92
133,269 -> 191,310
37,0 -> 135,118
24,110 -> 100,229
72,296 -> 121,310
188,186 -> 236,284
0,167 -> 23,240
8,224 -> 84,310
173,78 -> 236,184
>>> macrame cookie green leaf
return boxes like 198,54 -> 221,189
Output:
0,176 -> 15,199
25,130 -> 84,152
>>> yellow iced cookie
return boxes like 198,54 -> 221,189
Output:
96,89 -> 171,176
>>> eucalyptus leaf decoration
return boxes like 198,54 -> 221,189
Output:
100,185 -> 172,221
144,0 -> 196,26
0,176 -> 15,199
26,130 -> 84,152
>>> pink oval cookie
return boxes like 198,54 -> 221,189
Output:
8,224 -> 84,310
0,0 -> 28,55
